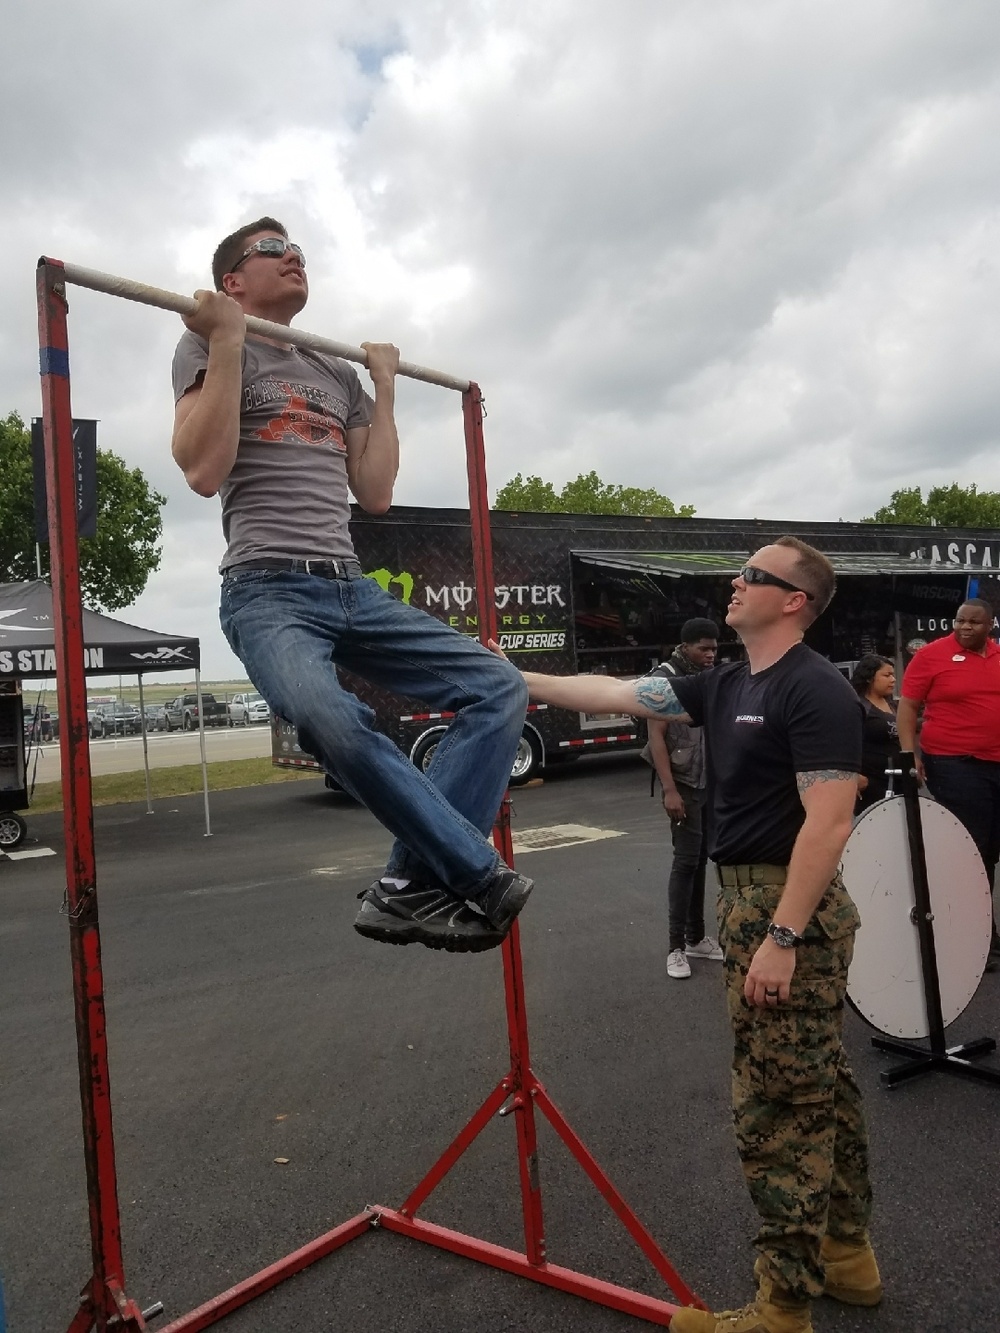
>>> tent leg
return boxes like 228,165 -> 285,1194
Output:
137,675 -> 153,815
195,668 -> 211,836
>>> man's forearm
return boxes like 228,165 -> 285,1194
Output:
351,380 -> 399,513
521,669 -> 692,722
773,812 -> 854,936
646,723 -> 678,792
896,696 -> 920,754
172,337 -> 243,496
522,671 -> 634,714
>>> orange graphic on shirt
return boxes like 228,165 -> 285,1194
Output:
252,391 -> 346,449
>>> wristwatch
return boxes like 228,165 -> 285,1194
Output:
766,922 -> 803,949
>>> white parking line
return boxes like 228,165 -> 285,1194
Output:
3,847 -> 58,861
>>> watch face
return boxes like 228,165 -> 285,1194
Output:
769,923 -> 798,947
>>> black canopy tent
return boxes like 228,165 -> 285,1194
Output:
0,579 -> 213,833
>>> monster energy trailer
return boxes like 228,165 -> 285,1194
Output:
271,507 -> 1000,785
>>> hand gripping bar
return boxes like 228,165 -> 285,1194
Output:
39,258 -> 472,393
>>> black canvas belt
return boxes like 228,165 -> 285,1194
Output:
227,557 -> 363,580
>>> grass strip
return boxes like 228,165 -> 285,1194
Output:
26,757 -> 318,814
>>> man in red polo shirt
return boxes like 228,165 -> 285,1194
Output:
898,597 -> 1000,960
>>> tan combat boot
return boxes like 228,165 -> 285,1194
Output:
671,1269 -> 812,1333
821,1233 -> 883,1306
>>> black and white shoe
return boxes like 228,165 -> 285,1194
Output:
474,865 -> 534,933
353,880 -> 504,953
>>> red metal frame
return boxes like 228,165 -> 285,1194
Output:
36,259 -> 703,1331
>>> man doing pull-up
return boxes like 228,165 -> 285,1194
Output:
171,217 -> 532,953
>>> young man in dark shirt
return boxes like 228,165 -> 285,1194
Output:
644,618 -> 721,979
500,537 -> 879,1333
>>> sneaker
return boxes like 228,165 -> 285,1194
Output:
353,881 -> 504,953
667,948 -> 692,979
473,865 -> 534,934
686,935 -> 724,961
670,1301 -> 812,1333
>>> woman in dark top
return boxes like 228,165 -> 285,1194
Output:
851,654 -> 899,811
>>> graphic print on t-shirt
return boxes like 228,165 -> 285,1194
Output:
245,378 -> 350,450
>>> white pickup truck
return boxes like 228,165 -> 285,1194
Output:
228,692 -> 270,726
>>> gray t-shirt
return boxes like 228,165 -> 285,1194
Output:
172,331 -> 374,570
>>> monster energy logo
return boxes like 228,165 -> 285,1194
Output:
364,569 -> 567,614
365,568 -> 415,603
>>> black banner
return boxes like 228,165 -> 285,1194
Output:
30,418 -> 98,542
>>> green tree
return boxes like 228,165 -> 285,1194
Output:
0,410 -> 166,612
495,469 -> 695,517
864,483 -> 1000,527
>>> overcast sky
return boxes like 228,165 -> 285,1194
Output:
4,1 -> 1000,679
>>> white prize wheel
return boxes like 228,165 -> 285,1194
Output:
842,796 -> 992,1039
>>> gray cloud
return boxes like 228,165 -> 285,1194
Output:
3,0 -> 1000,674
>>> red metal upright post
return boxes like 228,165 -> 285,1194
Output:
373,385 -> 701,1323
460,384 -> 547,1261
36,259 -> 147,1333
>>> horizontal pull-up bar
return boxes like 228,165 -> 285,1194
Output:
38,257 -> 472,394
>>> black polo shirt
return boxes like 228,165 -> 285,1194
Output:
669,643 -> 863,866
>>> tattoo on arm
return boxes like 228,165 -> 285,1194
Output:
633,675 -> 689,718
796,770 -> 856,791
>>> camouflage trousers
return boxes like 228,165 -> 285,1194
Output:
717,865 -> 874,1302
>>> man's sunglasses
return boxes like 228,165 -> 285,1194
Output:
738,563 -> 815,601
228,238 -> 305,274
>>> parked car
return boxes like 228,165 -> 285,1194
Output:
142,703 -> 168,733
228,692 -> 270,726
95,702 -> 142,737
163,693 -> 230,731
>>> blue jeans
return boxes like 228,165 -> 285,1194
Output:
220,568 -> 528,895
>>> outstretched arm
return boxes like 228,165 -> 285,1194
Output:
513,662 -> 692,722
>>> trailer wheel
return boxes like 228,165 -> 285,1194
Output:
509,731 -> 542,786
0,812 -> 27,851
412,727 -> 541,786
411,728 -> 447,774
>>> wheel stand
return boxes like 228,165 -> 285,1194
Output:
37,258 -> 703,1331
872,754 -> 1000,1090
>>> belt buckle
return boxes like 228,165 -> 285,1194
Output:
304,558 -> 339,577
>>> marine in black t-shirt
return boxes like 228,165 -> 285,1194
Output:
668,643 -> 864,866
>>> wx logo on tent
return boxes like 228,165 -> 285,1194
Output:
0,609 -> 47,632
130,647 -> 193,663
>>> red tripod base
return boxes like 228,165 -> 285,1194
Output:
152,1209 -> 681,1333
144,1058 -> 700,1333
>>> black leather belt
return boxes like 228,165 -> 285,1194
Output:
226,557 -> 362,580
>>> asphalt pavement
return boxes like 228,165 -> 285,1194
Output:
1,756 -> 998,1333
